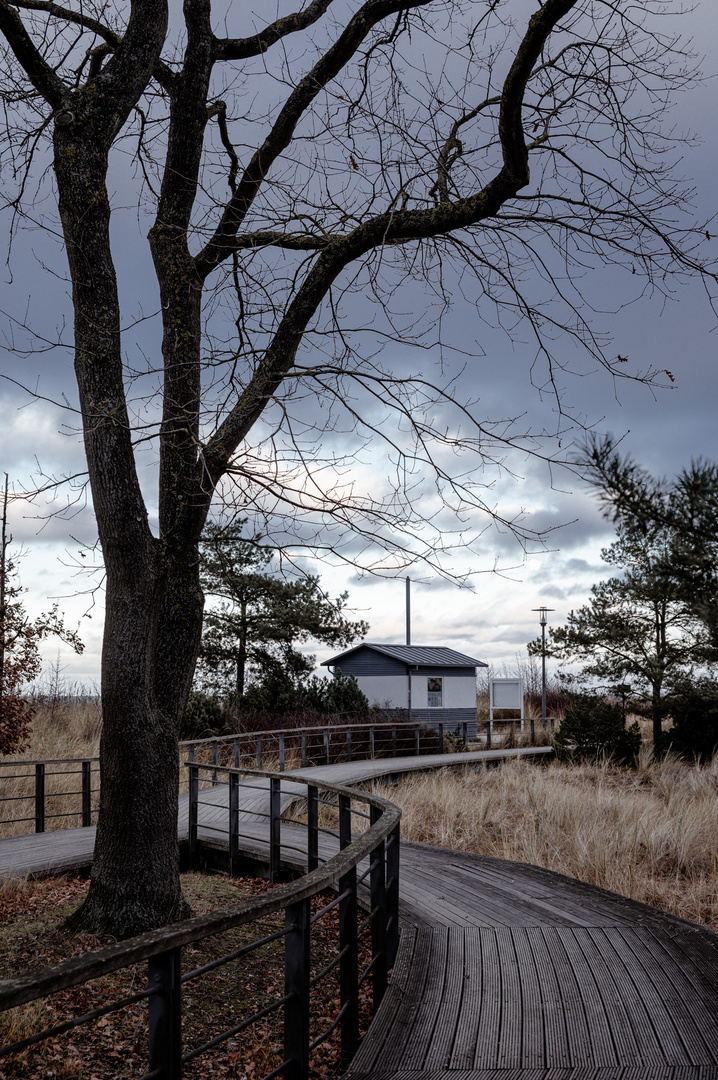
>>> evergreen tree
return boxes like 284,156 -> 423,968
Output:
529,522 -> 710,746
196,523 -> 368,701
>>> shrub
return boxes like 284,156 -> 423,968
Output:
180,691 -> 227,741
556,692 -> 641,764
663,678 -> 718,762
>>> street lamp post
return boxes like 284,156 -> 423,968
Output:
532,606 -> 554,735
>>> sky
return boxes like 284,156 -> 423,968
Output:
1,0 -> 717,693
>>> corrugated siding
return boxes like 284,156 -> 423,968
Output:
411,666 -> 476,678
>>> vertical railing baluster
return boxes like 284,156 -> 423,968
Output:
369,725 -> 375,759
35,763 -> 45,834
386,822 -> 400,968
284,897 -> 311,1080
229,771 -> 240,877
323,728 -> 330,765
270,775 -> 281,883
339,792 -> 359,1066
81,760 -> 91,827
233,737 -> 241,769
148,947 -> 182,1080
391,725 -> 397,758
279,732 -> 285,772
369,804 -> 388,1009
256,735 -> 263,769
346,728 -> 352,763
530,715 -> 535,744
307,785 -> 319,873
187,743 -> 195,763
439,722 -> 444,754
301,730 -> 307,768
189,765 -> 199,867
414,724 -> 420,757
462,722 -> 468,747
211,739 -> 218,785
486,720 -> 492,750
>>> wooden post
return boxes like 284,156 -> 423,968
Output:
324,728 -> 330,765
369,804 -> 388,1009
34,763 -> 45,834
256,735 -> 263,769
438,722 -> 444,754
369,725 -> 375,759
486,719 -> 492,750
284,898 -> 311,1080
81,760 -> 91,827
233,737 -> 241,768
391,725 -> 397,758
148,948 -> 182,1080
189,765 -> 199,867
307,785 -> 319,873
346,728 -> 352,763
211,739 -> 218,785
229,771 -> 240,877
414,724 -> 420,756
270,775 -> 281,882
301,730 -> 308,768
279,732 -> 286,772
339,863 -> 359,1066
386,822 -> 400,968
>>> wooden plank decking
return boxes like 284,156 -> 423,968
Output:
1,745 -> 717,1080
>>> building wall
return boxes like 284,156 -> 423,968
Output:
334,650 -> 407,677
356,675 -> 408,708
356,673 -> 477,710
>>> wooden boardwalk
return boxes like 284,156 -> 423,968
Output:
1,745 -> 717,1080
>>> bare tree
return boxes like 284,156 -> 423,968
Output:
0,0 -> 714,935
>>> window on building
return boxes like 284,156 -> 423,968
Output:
427,676 -> 443,707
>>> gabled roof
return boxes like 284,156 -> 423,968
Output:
322,643 -> 487,668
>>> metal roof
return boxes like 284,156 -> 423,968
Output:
321,643 -> 487,668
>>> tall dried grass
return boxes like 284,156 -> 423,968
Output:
0,704 -> 101,839
372,750 -> 718,929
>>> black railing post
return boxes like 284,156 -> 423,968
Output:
414,724 -> 420,757
323,728 -> 330,765
279,733 -> 286,772
346,728 -> 352,763
307,785 -> 319,873
256,735 -> 263,769
530,715 -> 535,744
301,730 -> 308,768
339,860 -> 359,1067
187,742 -> 195,762
284,897 -> 311,1080
270,775 -> 281,882
81,761 -> 91,827
34,763 -> 45,834
462,722 -> 468,746
211,739 -> 218,785
369,726 -> 375,759
234,737 -> 241,769
386,822 -> 400,968
486,719 -> 492,750
369,805 -> 388,1009
229,771 -> 240,877
189,765 -> 199,867
339,793 -> 351,851
148,947 -> 182,1080
391,725 -> 396,758
438,722 -> 444,754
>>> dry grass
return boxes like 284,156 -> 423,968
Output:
371,749 -> 718,930
0,705 -> 102,839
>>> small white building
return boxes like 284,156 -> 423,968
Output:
322,643 -> 486,729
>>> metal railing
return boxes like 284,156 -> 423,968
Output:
0,716 -> 553,837
0,767 -> 401,1080
0,757 -> 99,836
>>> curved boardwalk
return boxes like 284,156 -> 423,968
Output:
2,746 -> 717,1080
